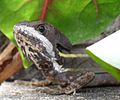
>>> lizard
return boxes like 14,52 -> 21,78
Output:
13,21 -> 95,94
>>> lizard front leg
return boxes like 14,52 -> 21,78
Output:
15,71 -> 94,94
64,71 -> 95,94
41,68 -> 95,94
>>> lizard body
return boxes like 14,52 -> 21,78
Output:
14,21 -> 95,94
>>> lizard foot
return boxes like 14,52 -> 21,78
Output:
64,71 -> 95,94
37,71 -> 95,95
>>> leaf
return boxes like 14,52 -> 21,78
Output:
0,0 -> 43,68
46,0 -> 120,44
86,30 -> 120,80
0,0 -> 120,68
0,0 -> 42,42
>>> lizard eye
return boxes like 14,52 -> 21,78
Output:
36,25 -> 45,33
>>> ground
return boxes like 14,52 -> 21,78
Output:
0,82 -> 120,100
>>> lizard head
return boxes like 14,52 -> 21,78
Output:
13,21 -> 72,68
13,21 -> 57,62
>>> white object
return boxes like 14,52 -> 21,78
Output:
86,30 -> 120,70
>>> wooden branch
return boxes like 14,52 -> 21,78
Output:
0,42 -> 23,84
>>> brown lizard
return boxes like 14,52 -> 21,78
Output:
13,21 -> 95,94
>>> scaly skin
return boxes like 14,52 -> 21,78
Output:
13,21 -> 95,94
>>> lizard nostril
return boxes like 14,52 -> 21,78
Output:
25,42 -> 28,46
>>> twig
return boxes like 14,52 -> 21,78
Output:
93,0 -> 99,16
0,43 -> 23,84
39,0 -> 53,21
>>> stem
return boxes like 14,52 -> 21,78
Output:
39,0 -> 52,21
59,52 -> 88,58
93,0 -> 99,16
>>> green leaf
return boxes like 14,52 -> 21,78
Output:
46,0 -> 120,44
0,0 -> 43,68
86,30 -> 120,80
0,0 -> 120,69
0,0 -> 42,42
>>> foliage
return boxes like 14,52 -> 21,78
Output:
0,0 -> 43,67
0,0 -> 120,70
